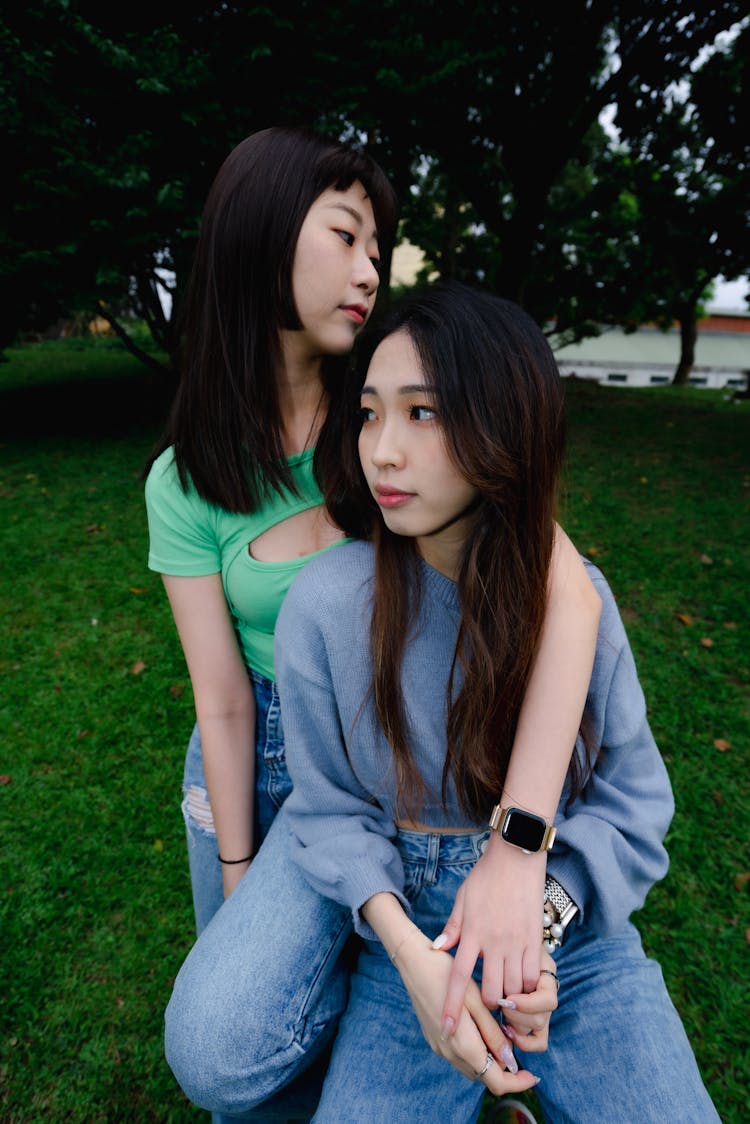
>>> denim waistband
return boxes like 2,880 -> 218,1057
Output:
249,667 -> 274,689
395,827 -> 489,865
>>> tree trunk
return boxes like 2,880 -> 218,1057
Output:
672,304 -> 697,385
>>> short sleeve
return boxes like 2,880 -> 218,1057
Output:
144,448 -> 221,575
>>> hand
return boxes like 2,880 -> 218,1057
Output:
394,929 -> 541,1096
434,833 -> 547,1029
496,950 -> 559,1054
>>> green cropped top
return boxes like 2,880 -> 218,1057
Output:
145,446 -> 345,681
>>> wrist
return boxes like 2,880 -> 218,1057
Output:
488,803 -> 557,853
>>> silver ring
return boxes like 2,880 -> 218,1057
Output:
473,1051 -> 494,1079
540,968 -> 560,991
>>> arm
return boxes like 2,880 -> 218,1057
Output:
440,526 -> 602,1023
362,891 -> 557,1094
163,573 -> 256,897
546,569 -> 674,931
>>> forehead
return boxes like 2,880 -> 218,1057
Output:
364,330 -> 423,388
308,180 -> 376,226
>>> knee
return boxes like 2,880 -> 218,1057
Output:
163,959 -> 301,1115
164,977 -> 223,1111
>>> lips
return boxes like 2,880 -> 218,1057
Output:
375,485 -> 414,509
340,303 -> 367,325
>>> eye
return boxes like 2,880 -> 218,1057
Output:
358,405 -> 377,424
409,404 -> 437,421
336,229 -> 355,246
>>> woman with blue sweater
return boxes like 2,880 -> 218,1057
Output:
270,281 -> 719,1121
152,128 -> 602,1120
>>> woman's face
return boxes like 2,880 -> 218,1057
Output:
358,329 -> 478,579
287,180 -> 381,359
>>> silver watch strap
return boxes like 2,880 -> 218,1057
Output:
543,875 -> 579,950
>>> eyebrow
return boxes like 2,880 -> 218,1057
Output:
360,383 -> 433,396
324,201 -> 379,241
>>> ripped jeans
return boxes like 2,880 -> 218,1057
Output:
182,669 -> 290,935
166,820 -> 719,1122
177,671 -> 342,1121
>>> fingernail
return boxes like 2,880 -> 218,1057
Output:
501,1045 -> 518,1074
496,998 -> 517,1009
431,933 -> 448,950
501,1023 -> 515,1040
529,1075 -> 541,1086
440,1016 -> 455,1041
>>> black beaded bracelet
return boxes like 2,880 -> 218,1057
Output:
218,853 -> 253,865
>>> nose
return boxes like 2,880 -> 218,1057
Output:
354,251 -> 380,295
369,418 -> 406,469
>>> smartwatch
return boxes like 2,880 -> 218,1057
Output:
488,804 -> 557,853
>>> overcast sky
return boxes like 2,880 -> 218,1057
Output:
709,276 -> 750,312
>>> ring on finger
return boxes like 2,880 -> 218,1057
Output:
540,968 -> 560,991
473,1051 -> 494,1080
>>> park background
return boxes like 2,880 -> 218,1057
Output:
2,3 -> 749,1121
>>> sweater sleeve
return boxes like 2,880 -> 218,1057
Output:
547,569 -> 674,934
275,577 -> 410,940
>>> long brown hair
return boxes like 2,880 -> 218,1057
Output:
324,280 -> 587,820
146,126 -> 398,512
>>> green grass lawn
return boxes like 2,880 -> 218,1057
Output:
1,341 -> 748,1122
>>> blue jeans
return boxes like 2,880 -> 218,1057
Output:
182,670 -> 291,936
166,821 -> 719,1122
178,672 -> 338,1121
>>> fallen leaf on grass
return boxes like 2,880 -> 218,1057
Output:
131,660 -> 146,675
0,775 -> 12,785
699,553 -> 713,565
724,621 -> 738,630
85,523 -> 104,534
154,839 -> 164,852
713,738 -> 731,752
734,872 -> 750,892
676,612 -> 693,626
129,587 -> 148,594
700,637 -> 714,648
168,683 -> 186,698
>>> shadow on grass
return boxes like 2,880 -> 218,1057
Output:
0,373 -> 176,441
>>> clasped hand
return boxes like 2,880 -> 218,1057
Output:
394,929 -> 558,1095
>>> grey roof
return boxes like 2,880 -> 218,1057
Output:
551,324 -> 750,373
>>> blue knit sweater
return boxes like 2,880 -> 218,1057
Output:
275,540 -> 674,940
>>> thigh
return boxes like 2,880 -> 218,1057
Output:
519,923 -> 720,1124
180,673 -> 291,936
182,722 -> 224,934
165,807 -> 357,1116
251,670 -> 293,843
313,832 -> 489,1124
313,940 -> 485,1124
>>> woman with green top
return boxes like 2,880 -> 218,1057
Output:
146,126 -> 601,1117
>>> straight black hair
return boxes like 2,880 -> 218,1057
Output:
148,126 -> 398,512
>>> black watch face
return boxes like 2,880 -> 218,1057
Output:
502,809 -> 546,851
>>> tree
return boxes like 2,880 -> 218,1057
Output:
606,23 -> 750,383
351,2 -> 747,333
0,2 -> 350,373
2,1 -> 747,373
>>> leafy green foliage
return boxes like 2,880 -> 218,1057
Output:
2,3 -> 748,369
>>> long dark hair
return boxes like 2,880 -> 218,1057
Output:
148,126 -> 398,511
324,280 -> 587,820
